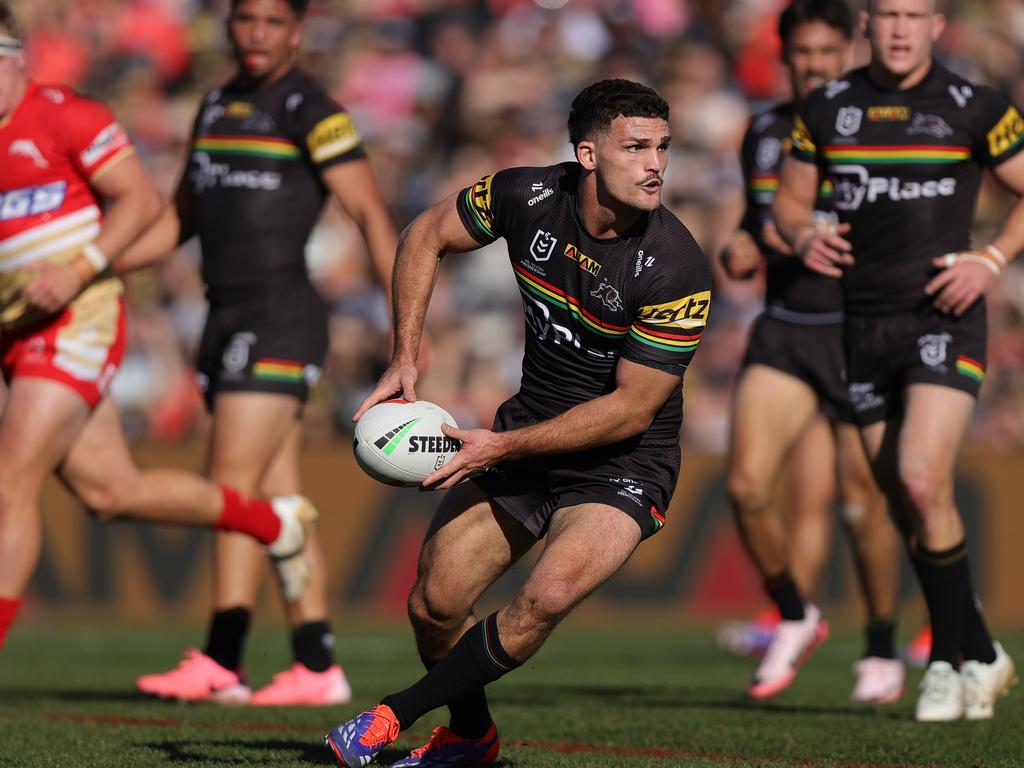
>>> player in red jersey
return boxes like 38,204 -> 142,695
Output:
0,3 -> 317,663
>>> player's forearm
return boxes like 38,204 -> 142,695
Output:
113,203 -> 187,275
498,390 -> 657,462
988,195 -> 1024,267
772,186 -> 816,253
93,184 -> 161,266
357,205 -> 399,307
391,215 -> 442,365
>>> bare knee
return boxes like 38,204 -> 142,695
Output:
727,466 -> 771,519
407,578 -> 473,635
900,468 -> 954,527
73,476 -> 138,522
510,579 -> 580,634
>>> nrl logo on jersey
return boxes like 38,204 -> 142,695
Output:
564,243 -> 601,276
835,107 -> 862,137
529,229 -> 556,261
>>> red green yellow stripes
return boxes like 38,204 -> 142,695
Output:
252,358 -> 304,382
751,176 -> 831,197
750,174 -> 778,194
629,323 -> 702,352
194,135 -> 301,159
956,355 -> 985,383
512,264 -> 629,337
824,145 -> 970,164
650,506 -> 666,532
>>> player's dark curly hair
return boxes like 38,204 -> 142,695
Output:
568,79 -> 669,149
230,0 -> 310,18
779,0 -> 854,47
0,2 -> 22,41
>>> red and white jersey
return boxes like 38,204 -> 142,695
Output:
0,83 -> 132,327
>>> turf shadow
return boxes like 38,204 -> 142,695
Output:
493,685 -> 907,720
0,688 -> 145,704
138,740 -> 519,766
140,738 -> 333,764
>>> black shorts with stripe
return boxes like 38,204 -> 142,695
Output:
741,309 -> 854,424
845,302 -> 987,425
471,396 -> 680,542
196,281 -> 328,410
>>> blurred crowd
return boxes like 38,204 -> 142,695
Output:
10,0 -> 1024,450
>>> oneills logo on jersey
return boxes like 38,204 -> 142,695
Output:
987,106 -> 1024,158
307,113 -> 361,163
867,106 -> 911,121
564,243 -> 601,276
637,291 -> 710,327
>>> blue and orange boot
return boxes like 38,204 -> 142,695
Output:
325,704 -> 401,767
390,723 -> 499,767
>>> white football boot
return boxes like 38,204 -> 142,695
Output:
851,657 -> 905,703
915,661 -> 964,722
962,642 -> 1018,720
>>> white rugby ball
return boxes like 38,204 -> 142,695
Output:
353,399 -> 460,487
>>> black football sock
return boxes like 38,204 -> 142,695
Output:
764,570 -> 805,621
292,620 -> 335,673
204,606 -> 251,671
913,541 -> 968,668
960,577 -> 997,664
382,612 -> 520,732
864,616 -> 897,659
419,652 -> 493,740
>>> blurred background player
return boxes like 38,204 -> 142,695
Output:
0,0 -> 316,658
776,0 -> 1024,721
719,0 -> 904,702
122,0 -> 398,706
326,78 -> 710,768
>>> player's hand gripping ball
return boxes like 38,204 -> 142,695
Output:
353,399 -> 461,487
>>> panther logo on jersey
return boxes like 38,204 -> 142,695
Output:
590,280 -> 623,312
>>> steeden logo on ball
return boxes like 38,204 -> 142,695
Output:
354,400 -> 460,487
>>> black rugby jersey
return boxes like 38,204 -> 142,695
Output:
456,162 -> 711,444
740,103 -> 841,315
188,67 -> 366,299
791,61 -> 1024,315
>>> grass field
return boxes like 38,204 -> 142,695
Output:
0,623 -> 1020,768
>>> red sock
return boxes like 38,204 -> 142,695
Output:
0,596 -> 23,652
215,486 -> 282,546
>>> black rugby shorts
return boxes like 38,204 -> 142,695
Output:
844,302 -> 987,426
471,397 -> 680,541
196,282 -> 329,409
741,312 -> 855,423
